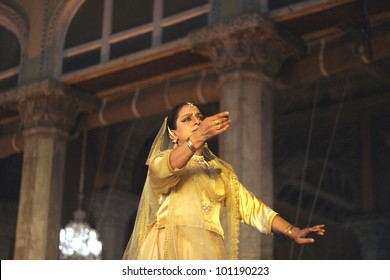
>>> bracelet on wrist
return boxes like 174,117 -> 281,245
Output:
185,137 -> 197,153
284,225 -> 295,240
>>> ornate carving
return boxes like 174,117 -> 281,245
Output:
19,95 -> 78,132
0,79 -> 98,131
46,0 -> 69,45
188,13 -> 305,75
38,0 -> 50,79
228,32 -> 252,65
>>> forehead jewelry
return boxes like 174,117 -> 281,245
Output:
186,102 -> 197,109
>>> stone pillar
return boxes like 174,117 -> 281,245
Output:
220,71 -> 274,260
189,13 -> 304,259
0,80 -> 97,259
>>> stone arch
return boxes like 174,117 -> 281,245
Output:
45,0 -> 87,78
0,3 -> 28,83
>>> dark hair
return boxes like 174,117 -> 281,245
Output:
167,102 -> 199,130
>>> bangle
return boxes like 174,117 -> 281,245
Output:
185,137 -> 197,153
284,225 -> 294,240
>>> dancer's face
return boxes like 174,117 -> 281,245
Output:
171,104 -> 203,145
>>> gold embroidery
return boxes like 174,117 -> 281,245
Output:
202,202 -> 214,213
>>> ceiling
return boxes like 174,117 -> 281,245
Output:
0,0 -> 390,129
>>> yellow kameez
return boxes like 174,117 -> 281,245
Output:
123,149 -> 278,260
122,116 -> 278,260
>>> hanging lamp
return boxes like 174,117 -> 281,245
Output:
59,130 -> 103,259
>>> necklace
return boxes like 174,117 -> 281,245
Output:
191,155 -> 212,169
192,155 -> 205,163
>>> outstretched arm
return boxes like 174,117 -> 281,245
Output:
271,215 -> 325,244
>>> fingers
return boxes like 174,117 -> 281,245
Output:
312,224 -> 325,229
211,112 -> 231,132
309,224 -> 326,235
295,224 -> 325,244
213,111 -> 230,120
297,238 -> 315,244
296,238 -> 315,244
194,111 -> 231,141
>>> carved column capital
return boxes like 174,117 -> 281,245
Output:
0,79 -> 98,132
188,13 -> 305,76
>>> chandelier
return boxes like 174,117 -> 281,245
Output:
59,131 -> 103,259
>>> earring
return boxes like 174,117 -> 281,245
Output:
173,138 -> 178,148
168,126 -> 178,148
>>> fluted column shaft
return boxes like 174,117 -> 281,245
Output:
0,80 -> 97,259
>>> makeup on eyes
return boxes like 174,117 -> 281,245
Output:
180,113 -> 203,122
